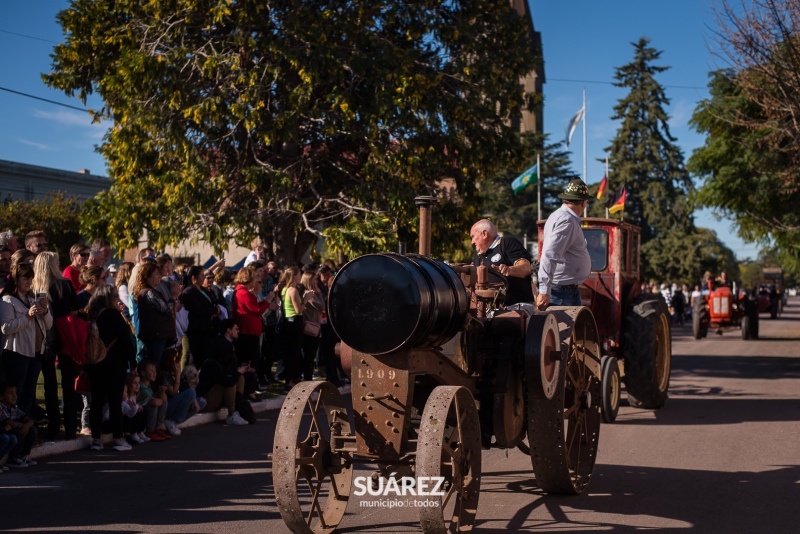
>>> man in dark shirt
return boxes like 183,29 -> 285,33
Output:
470,219 -> 534,306
197,319 -> 249,425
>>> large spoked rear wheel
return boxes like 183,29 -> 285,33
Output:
416,386 -> 481,534
526,308 -> 602,494
624,294 -> 672,409
273,381 -> 353,534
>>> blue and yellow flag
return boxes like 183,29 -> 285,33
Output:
510,162 -> 538,195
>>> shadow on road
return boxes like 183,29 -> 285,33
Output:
670,354 -> 800,380
479,462 -> 800,533
1,413 -> 281,532
614,395 -> 800,425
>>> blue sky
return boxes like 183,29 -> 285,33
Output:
0,1 -> 758,259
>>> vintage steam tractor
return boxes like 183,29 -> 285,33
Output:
545,219 -> 673,423
273,198 -> 605,533
693,283 -> 759,340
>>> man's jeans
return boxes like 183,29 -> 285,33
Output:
549,284 -> 582,307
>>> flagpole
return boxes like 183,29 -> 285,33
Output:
605,156 -> 609,219
582,87 -> 587,184
537,153 -> 542,221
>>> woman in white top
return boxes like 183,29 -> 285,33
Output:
0,263 -> 53,415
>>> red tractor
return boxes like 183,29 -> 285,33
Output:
693,284 -> 759,340
538,218 -> 672,423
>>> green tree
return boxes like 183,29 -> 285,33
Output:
600,37 -> 697,281
0,193 -> 86,268
481,132 -> 576,240
688,69 -> 800,275
45,0 -> 539,265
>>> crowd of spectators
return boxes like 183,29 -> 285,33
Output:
0,229 -> 346,470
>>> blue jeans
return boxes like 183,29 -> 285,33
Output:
549,285 -> 582,307
165,388 -> 197,424
2,351 -> 42,416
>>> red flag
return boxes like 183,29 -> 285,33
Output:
596,175 -> 608,200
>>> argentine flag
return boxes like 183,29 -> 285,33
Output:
564,106 -> 585,148
510,162 -> 538,195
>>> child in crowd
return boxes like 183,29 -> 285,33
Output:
76,367 -> 92,436
180,365 -> 206,415
0,381 -> 38,468
121,373 -> 149,444
158,354 -> 196,435
137,361 -> 171,442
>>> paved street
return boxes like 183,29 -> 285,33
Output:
2,299 -> 799,533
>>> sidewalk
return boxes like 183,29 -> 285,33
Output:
29,384 -> 351,460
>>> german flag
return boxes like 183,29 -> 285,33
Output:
596,175 -> 607,200
606,182 -> 627,214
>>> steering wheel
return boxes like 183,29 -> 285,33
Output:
486,266 -> 509,289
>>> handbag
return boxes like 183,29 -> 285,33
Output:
303,320 -> 321,337
27,297 -> 57,362
74,368 -> 91,394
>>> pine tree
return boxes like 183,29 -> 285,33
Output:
601,38 -> 696,280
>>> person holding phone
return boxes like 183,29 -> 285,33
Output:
32,251 -> 77,439
1,263 -> 53,416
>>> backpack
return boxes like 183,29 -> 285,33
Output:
84,310 -> 118,365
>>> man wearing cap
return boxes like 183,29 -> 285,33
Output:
470,219 -> 534,306
536,178 -> 593,309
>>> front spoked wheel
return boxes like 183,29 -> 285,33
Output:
273,381 -> 353,534
416,386 -> 481,533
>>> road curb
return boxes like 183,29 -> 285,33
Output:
29,384 -> 350,460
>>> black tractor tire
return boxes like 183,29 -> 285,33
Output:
600,355 -> 621,423
623,294 -> 672,409
750,312 -> 759,339
742,315 -> 751,340
770,300 -> 778,319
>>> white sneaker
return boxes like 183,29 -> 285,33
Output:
21,456 -> 37,466
128,433 -> 143,444
165,420 -> 182,436
226,411 -> 249,426
137,432 -> 151,442
0,465 -> 9,472
113,438 -> 132,451
90,439 -> 102,451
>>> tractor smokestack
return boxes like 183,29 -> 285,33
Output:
414,195 -> 438,257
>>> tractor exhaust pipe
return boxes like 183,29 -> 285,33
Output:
415,195 -> 438,257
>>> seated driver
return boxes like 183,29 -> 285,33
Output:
470,219 -> 533,306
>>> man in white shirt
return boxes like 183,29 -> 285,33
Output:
536,179 -> 593,309
244,238 -> 266,267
